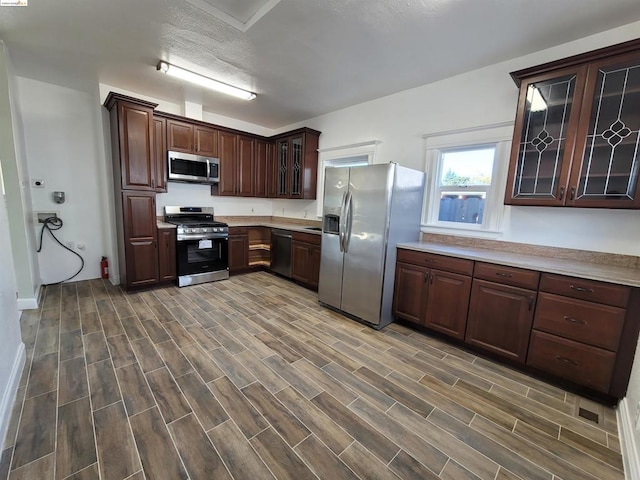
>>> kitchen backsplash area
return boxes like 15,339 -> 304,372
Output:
421,233 -> 640,269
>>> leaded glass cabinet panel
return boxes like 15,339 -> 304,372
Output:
290,136 -> 303,197
276,139 -> 288,197
505,67 -> 586,206
569,52 -> 640,207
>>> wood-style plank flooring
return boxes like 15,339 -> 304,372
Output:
1,272 -> 624,479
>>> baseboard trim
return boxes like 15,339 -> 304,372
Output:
16,297 -> 37,310
16,283 -> 41,310
618,397 -> 640,480
0,342 -> 25,452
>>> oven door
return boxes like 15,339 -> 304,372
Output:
176,235 -> 228,276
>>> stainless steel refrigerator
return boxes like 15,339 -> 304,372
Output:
318,163 -> 425,329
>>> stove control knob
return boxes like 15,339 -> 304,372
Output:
213,227 -> 219,232
185,228 -> 191,233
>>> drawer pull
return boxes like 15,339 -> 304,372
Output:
555,356 -> 579,367
495,272 -> 513,278
570,285 -> 594,294
528,297 -> 534,311
563,315 -> 587,325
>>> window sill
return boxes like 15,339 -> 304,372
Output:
421,224 -> 503,239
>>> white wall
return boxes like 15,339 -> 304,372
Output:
275,21 -> 640,257
0,43 -> 40,307
15,77 -> 107,284
0,160 -> 25,452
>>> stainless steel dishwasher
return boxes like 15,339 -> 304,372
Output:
270,229 -> 292,277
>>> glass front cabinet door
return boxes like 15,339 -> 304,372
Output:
569,52 -> 640,208
505,41 -> 640,209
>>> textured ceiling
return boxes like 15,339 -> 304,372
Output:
1,0 -> 639,128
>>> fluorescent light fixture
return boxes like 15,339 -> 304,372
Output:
157,61 -> 256,101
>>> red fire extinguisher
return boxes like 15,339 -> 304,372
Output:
101,256 -> 109,279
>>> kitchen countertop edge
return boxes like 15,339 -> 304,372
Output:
226,222 -> 322,235
398,242 -> 640,288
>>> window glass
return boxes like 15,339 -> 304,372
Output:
439,148 -> 494,186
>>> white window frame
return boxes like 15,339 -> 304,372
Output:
423,123 -> 513,237
316,140 -> 380,217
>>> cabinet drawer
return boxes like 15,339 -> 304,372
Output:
474,262 -> 540,290
397,249 -> 473,276
229,226 -> 248,235
527,330 -> 616,393
540,273 -> 630,308
534,292 -> 625,351
292,231 -> 321,245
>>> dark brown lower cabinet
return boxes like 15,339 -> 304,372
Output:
527,330 -> 616,393
393,262 -> 471,340
158,228 -> 176,282
465,279 -> 536,364
121,191 -> 158,288
228,228 -> 249,274
393,263 -> 428,324
291,232 -> 321,290
424,270 -> 472,340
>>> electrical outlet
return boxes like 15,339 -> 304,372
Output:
635,402 -> 640,430
32,179 -> 45,188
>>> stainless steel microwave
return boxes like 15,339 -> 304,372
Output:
167,151 -> 220,184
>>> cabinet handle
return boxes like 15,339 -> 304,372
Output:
430,273 -> 434,284
570,285 -> 594,294
528,297 -> 534,311
151,179 -> 155,188
424,272 -> 429,284
555,356 -> 579,367
495,272 -> 513,278
563,315 -> 587,325
558,186 -> 565,200
570,187 -> 576,200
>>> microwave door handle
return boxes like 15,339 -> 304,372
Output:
206,159 -> 211,180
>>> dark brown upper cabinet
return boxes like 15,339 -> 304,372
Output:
106,94 -> 157,191
273,128 -> 320,199
167,119 -> 218,157
505,39 -> 640,209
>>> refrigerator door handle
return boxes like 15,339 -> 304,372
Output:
338,191 -> 347,252
343,191 -> 353,253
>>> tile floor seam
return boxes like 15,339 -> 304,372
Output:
6,273 -> 626,480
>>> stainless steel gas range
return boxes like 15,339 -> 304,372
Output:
164,206 -> 229,287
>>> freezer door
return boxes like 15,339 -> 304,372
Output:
341,164 -> 393,325
318,167 -> 350,309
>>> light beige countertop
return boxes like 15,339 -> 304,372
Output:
157,221 -> 176,229
226,221 -> 322,235
398,242 -> 640,288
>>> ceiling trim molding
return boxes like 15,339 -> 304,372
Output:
184,0 -> 281,32
318,140 -> 382,153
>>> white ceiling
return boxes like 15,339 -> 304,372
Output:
1,0 -> 639,128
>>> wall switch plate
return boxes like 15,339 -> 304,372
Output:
32,179 -> 45,188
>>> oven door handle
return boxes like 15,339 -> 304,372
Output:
176,234 -> 228,241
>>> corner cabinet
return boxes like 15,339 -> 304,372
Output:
273,128 -> 320,199
505,39 -> 640,209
